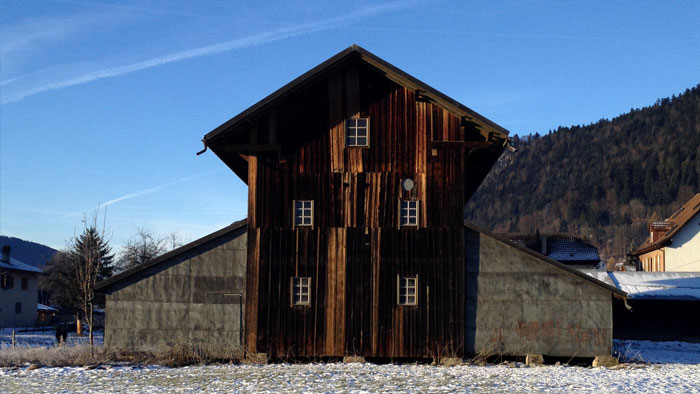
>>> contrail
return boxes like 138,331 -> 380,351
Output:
102,171 -> 220,208
2,0 -> 424,104
59,170 -> 221,219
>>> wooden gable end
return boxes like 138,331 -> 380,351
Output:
210,58 -> 506,230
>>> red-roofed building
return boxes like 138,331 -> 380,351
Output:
631,193 -> 700,272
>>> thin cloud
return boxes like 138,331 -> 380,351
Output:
2,0 -> 424,104
102,170 -> 221,208
58,170 -> 222,220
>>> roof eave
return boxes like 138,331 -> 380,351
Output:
202,44 -> 510,147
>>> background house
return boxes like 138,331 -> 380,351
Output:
200,45 -> 623,361
0,246 -> 41,328
632,193 -> 700,271
502,232 -> 602,269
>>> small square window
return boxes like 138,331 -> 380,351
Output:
292,277 -> 311,306
15,302 -> 22,314
346,118 -> 369,147
295,200 -> 313,226
399,200 -> 419,226
21,277 -> 29,290
398,276 -> 418,306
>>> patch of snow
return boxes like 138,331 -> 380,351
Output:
0,328 -> 103,349
580,270 -> 700,300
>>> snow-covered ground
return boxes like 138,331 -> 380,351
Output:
1,338 -> 700,393
2,360 -> 700,393
0,327 -> 103,348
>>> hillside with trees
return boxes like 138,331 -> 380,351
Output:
466,84 -> 700,260
0,235 -> 57,268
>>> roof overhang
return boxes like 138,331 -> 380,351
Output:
201,44 -> 511,185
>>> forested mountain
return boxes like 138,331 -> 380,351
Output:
0,235 -> 57,268
466,84 -> 700,260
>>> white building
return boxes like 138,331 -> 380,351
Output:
632,193 -> 700,272
0,246 -> 42,327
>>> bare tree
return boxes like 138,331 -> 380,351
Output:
117,227 -> 182,272
72,209 -> 114,349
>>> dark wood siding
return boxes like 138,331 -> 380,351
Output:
244,59 -> 486,358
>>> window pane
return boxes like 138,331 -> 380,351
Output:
356,137 -> 367,146
357,118 -> 367,127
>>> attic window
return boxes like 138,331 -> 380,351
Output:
294,200 -> 313,226
346,118 -> 369,147
399,200 -> 419,227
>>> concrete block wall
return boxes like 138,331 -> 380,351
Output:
465,228 -> 612,358
105,231 -> 247,356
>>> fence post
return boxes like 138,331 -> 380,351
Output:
12,329 -> 16,349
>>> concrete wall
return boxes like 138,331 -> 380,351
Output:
0,272 -> 39,328
465,228 -> 613,358
105,230 -> 247,356
665,212 -> 700,271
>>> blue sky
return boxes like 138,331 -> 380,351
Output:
1,0 -> 699,253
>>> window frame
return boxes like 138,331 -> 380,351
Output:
399,200 -> 419,227
293,200 -> 314,227
397,275 -> 419,306
291,276 -> 312,307
345,117 -> 370,147
1,274 -> 14,289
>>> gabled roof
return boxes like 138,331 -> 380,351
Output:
632,193 -> 700,256
502,232 -> 600,263
466,222 -> 625,297
96,219 -> 247,293
203,44 -> 509,145
0,257 -> 42,274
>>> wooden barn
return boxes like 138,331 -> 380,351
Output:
199,44 -> 625,361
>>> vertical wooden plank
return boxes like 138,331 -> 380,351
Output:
336,228 -> 347,355
245,228 -> 260,353
370,228 -> 381,354
329,71 -> 344,173
442,108 -> 449,141
248,155 -> 258,228
325,228 -> 337,354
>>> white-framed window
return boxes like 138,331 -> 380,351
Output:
291,277 -> 311,306
294,200 -> 313,226
399,200 -> 419,226
345,118 -> 369,147
397,275 -> 418,306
